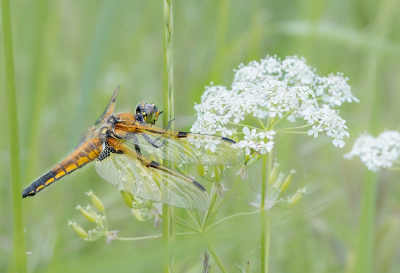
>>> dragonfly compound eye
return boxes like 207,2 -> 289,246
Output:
144,103 -> 157,124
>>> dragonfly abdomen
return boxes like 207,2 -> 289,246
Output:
22,138 -> 102,198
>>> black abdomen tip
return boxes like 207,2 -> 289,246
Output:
22,187 -> 35,198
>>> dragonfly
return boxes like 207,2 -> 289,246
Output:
22,87 -> 244,211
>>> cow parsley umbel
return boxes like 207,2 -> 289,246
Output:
191,56 -> 358,154
191,55 -> 358,273
344,131 -> 400,172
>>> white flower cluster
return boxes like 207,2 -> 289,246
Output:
191,56 -> 358,155
344,131 -> 400,171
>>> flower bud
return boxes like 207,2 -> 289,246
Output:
268,163 -> 279,184
86,190 -> 105,212
290,188 -> 306,206
197,165 -> 205,177
281,170 -> 296,192
120,190 -> 134,208
76,205 -> 97,222
68,220 -> 88,239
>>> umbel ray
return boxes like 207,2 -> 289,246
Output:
22,87 -> 244,211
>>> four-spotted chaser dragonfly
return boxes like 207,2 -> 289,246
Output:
22,88 -> 244,211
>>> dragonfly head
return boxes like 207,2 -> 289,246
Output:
135,103 -> 162,124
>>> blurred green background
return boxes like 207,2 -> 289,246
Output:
1,0 -> 400,272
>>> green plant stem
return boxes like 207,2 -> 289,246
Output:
208,176 -> 241,223
205,210 -> 259,232
275,124 -> 312,131
353,171 -> 377,273
260,154 -> 268,273
265,211 -> 271,271
116,232 -> 196,241
267,110 -> 292,130
202,192 -> 217,229
163,0 -> 174,272
249,114 -> 265,129
174,219 -> 201,233
203,236 -> 228,273
185,209 -> 200,228
2,0 -> 27,272
275,131 -> 308,134
228,122 -> 259,130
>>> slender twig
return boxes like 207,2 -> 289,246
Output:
267,111 -> 292,130
228,121 -> 259,131
205,211 -> 259,232
116,232 -> 197,241
195,211 -> 201,226
249,114 -> 265,129
275,131 -> 308,134
388,167 -> 400,171
257,116 -> 266,129
202,192 -> 218,229
174,219 -> 201,233
208,176 -> 241,223
260,154 -> 267,273
203,236 -> 228,273
2,0 -> 27,272
163,0 -> 174,272
175,216 -> 198,231
265,210 -> 271,272
186,209 -> 201,228
275,124 -> 312,131
353,171 -> 377,273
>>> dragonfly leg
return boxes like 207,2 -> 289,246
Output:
165,118 -> 175,130
142,133 -> 167,149
123,132 -> 142,155
131,134 -> 142,155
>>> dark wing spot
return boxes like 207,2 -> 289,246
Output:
221,137 -> 236,144
177,132 -> 188,138
149,161 -> 160,167
192,181 -> 206,191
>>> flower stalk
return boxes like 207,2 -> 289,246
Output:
163,0 -> 174,272
2,0 -> 28,271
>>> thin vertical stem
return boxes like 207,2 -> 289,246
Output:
2,0 -> 28,272
260,154 -> 267,273
265,211 -> 271,272
163,0 -> 174,272
353,171 -> 377,273
204,236 -> 228,273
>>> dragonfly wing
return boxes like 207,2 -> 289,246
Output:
94,140 -> 210,211
115,124 -> 244,166
95,87 -> 119,125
